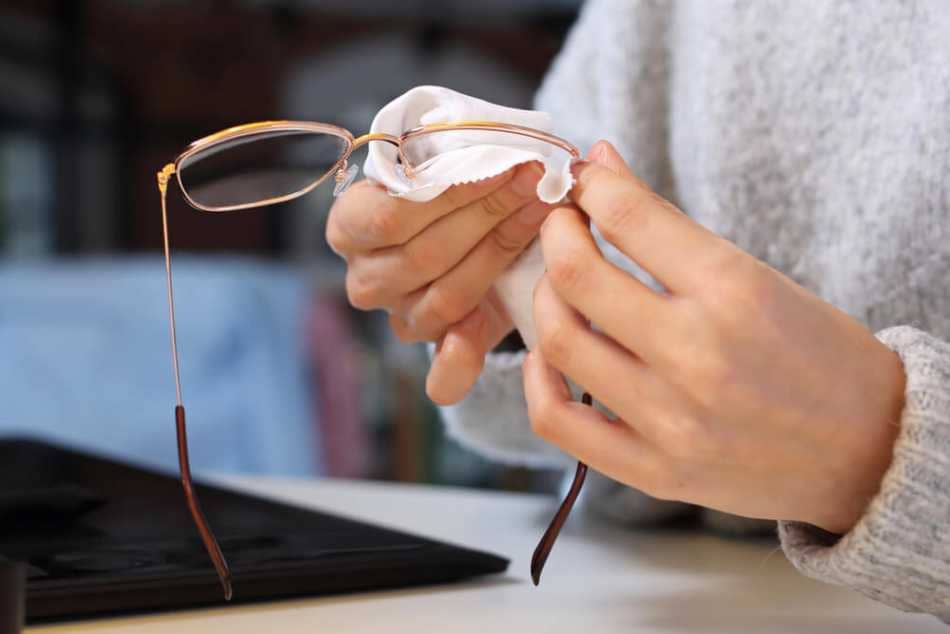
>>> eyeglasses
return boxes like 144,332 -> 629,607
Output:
156,119 -> 590,599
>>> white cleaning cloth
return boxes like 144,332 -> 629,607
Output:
362,85 -> 575,349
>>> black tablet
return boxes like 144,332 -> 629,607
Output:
0,438 -> 508,622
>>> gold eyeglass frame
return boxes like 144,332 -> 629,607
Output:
156,119 -> 583,601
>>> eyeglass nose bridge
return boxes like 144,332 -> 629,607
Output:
334,132 -> 412,196
351,131 -> 400,150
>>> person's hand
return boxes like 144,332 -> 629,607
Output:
524,140 -> 906,535
326,163 -> 553,404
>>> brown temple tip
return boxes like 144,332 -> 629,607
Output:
529,461 -> 586,586
529,538 -> 546,586
530,392 -> 594,587
175,405 -> 234,602
530,547 -> 546,586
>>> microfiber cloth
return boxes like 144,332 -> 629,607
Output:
362,85 -> 576,348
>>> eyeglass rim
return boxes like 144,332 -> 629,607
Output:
172,119 -> 580,213
174,121 -> 356,213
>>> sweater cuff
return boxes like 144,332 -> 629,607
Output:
778,326 -> 950,621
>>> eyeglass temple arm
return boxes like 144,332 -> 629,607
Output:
529,392 -> 592,586
157,164 -> 233,601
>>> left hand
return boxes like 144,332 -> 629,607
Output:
524,141 -> 906,534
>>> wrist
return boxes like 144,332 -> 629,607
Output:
810,346 -> 906,534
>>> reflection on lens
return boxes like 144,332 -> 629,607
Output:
178,130 -> 348,210
401,128 -> 574,173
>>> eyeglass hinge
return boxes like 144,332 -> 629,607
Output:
157,163 -> 176,195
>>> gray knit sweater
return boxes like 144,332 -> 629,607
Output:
438,0 -> 950,621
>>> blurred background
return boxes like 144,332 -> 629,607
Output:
0,0 -> 581,492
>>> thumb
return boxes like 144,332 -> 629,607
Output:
587,140 -> 637,180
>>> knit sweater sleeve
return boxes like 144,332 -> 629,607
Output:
779,326 -> 950,622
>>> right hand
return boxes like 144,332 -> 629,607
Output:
326,162 -> 552,404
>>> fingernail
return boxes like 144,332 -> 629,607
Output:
587,141 -> 607,162
516,200 -> 552,225
511,162 -> 545,197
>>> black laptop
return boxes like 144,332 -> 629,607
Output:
0,438 -> 508,622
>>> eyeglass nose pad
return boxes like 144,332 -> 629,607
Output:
333,163 -> 360,197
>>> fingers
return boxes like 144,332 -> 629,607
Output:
570,159 -> 726,293
533,275 -> 689,449
425,294 -> 513,405
587,140 -> 637,180
522,349 -> 665,494
539,205 -> 674,364
326,169 -> 514,254
342,163 -> 545,309
403,199 -> 556,339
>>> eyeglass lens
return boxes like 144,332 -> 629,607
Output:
177,130 -> 349,210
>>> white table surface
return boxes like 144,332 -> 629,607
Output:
28,477 -> 946,633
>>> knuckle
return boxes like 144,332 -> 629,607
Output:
490,223 -> 527,255
546,247 -> 587,295
598,190 -> 651,244
703,249 -> 775,314
529,398 -> 561,442
424,284 -> 468,329
714,245 -> 748,276
365,203 -> 403,244
706,250 -> 751,298
345,270 -> 379,310
537,317 -> 575,367
325,206 -> 358,256
479,190 -> 513,218
441,182 -> 472,210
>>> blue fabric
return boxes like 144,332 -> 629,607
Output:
0,256 -> 321,476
